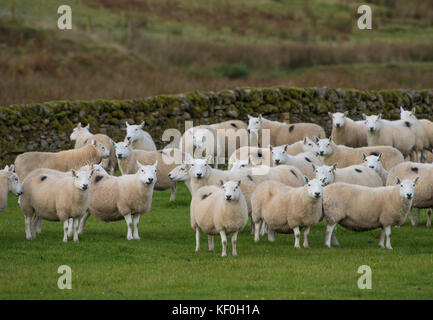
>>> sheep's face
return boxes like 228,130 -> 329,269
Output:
330,112 -> 347,129
221,180 -> 241,201
400,107 -> 416,120
168,164 -> 190,181
137,161 -> 158,185
271,146 -> 288,165
92,162 -> 108,175
364,115 -> 381,133
190,158 -> 210,179
91,140 -> 110,159
115,141 -> 131,159
317,138 -> 333,156
70,123 -> 89,141
313,164 -> 336,186
192,129 -> 213,150
72,168 -> 94,191
4,165 -> 23,196
125,121 -> 144,143
231,159 -> 249,171
305,178 -> 324,199
397,177 -> 419,200
363,153 -> 382,171
247,115 -> 262,133
303,137 -> 319,155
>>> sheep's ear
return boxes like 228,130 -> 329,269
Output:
315,136 -> 320,143
411,107 -> 416,114
328,136 -> 333,143
400,106 -> 404,112
303,137 -> 307,145
362,113 -> 367,120
77,122 -> 82,128
269,145 -> 273,152
8,164 -> 15,173
4,165 -> 9,171
140,121 -> 145,128
258,114 -> 262,120
414,176 -> 420,185
153,160 -> 158,169
84,124 -> 89,130
395,176 -> 401,184
219,179 -> 224,186
304,176 -> 309,185
332,163 -> 338,170
206,155 -> 213,163
91,139 -> 97,146
344,111 -> 348,116
378,152 -> 383,161
136,160 -> 143,169
72,170 -> 77,177
248,115 -> 252,119
125,121 -> 130,127
378,113 -> 382,119
89,169 -> 95,177
328,112 -> 333,118
362,153 -> 367,161
284,144 -> 289,152
237,180 -> 241,187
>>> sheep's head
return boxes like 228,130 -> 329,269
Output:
72,167 -> 94,191
231,158 -> 249,171
125,121 -> 145,143
303,137 -> 319,155
220,180 -> 241,201
192,128 -> 213,150
363,114 -> 381,133
115,141 -> 131,159
362,153 -> 382,171
92,162 -> 108,175
3,165 -> 23,196
247,114 -> 262,133
70,123 -> 89,141
316,137 -> 334,156
190,156 -> 212,179
312,164 -> 337,186
168,164 -> 190,181
400,107 -> 417,120
304,177 -> 324,199
329,111 -> 348,129
90,140 -> 110,159
137,160 -> 158,185
396,176 -> 419,200
271,145 -> 288,165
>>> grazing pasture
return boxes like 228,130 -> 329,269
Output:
1,182 -> 433,299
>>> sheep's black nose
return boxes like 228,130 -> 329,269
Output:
148,178 -> 153,182
406,193 -> 412,199
82,184 -> 88,190
370,166 -> 374,169
275,159 -> 280,164
369,128 -> 374,132
319,151 -> 324,156
168,173 -> 172,178
314,192 -> 321,198
17,191 -> 23,196
126,136 -> 131,141
226,195 -> 232,200
336,124 -> 341,128
196,173 -> 202,178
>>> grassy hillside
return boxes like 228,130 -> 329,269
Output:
0,0 -> 433,106
1,183 -> 433,299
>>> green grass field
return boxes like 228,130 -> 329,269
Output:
1,182 -> 433,300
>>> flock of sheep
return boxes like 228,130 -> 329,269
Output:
2,106 -> 433,256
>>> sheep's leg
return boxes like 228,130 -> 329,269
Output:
293,227 -> 301,248
195,228 -> 200,252
25,216 -> 33,240
303,227 -> 310,248
132,214 -> 141,240
254,220 -> 261,243
416,208 -> 421,224
36,217 -> 42,234
331,227 -> 340,246
427,209 -> 432,227
260,222 -> 267,236
385,226 -> 392,250
77,211 -> 90,235
30,216 -> 39,238
63,220 -> 69,243
409,152 -> 414,162
379,228 -> 385,248
220,230 -> 227,257
417,151 -> 423,163
73,218 -> 79,243
169,182 -> 177,202
267,229 -> 275,242
124,214 -> 133,240
231,231 -> 238,256
325,224 -> 337,248
67,218 -> 74,237
250,221 -> 255,235
208,235 -> 214,252
408,209 -> 416,227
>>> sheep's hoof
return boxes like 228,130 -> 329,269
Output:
379,244 -> 385,249
73,238 -> 79,243
195,249 -> 200,253
386,246 -> 393,250
427,223 -> 431,228
303,244 -> 310,248
325,243 -> 331,248
294,244 -> 300,249
63,239 -> 68,243
232,253 -> 237,257
208,249 -> 214,253
221,253 -> 227,257
126,236 -> 133,240
133,235 -> 141,240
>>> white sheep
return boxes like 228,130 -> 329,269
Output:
227,146 -> 273,169
420,119 -> 433,160
247,114 -> 326,147
386,162 -> 433,227
271,145 -> 321,179
125,121 -> 157,151
328,111 -> 367,147
14,140 -> 110,180
168,164 -> 192,193
0,165 -> 23,214
361,153 -> 388,185
70,122 -> 117,174
115,141 -> 185,201
19,166 -> 94,242
323,177 -> 419,249
313,163 -> 383,187
400,107 -> 425,162
190,180 -> 248,256
77,161 -> 158,240
363,113 -> 416,159
251,177 -> 324,248
316,136 -> 404,171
